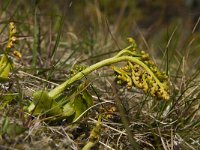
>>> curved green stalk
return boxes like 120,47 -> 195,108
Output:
48,55 -> 163,99
48,38 -> 169,100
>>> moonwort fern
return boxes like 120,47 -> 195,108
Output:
0,22 -> 16,82
29,38 -> 170,122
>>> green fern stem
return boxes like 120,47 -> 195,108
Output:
48,55 -> 162,99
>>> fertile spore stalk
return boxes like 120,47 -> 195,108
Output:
48,38 -> 169,101
0,22 -> 21,82
29,37 -> 169,123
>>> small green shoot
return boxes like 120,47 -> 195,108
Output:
82,116 -> 102,150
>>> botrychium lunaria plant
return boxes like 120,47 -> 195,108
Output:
0,22 -> 21,82
29,37 -> 170,122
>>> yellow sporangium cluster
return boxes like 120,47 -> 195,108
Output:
6,22 -> 17,50
0,22 -> 21,82
112,39 -> 169,100
5,22 -> 21,59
